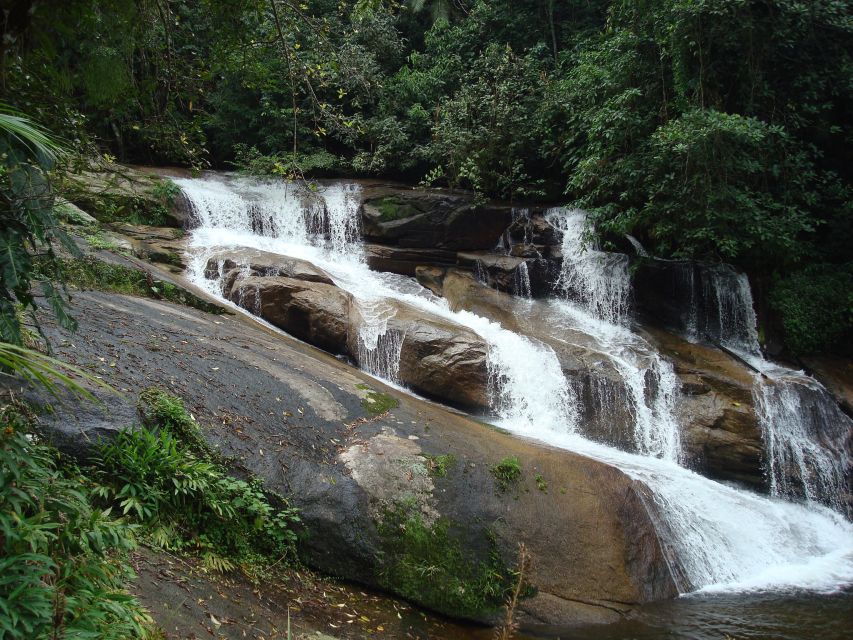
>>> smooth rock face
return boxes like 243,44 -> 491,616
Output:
360,187 -> 513,250
645,327 -> 766,489
205,248 -> 335,285
28,290 -> 679,626
228,275 -> 352,354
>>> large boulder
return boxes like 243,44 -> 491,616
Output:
228,274 -> 352,354
204,248 -> 335,285
394,308 -> 490,411
360,186 -> 513,250
364,244 -> 458,277
28,289 -> 680,627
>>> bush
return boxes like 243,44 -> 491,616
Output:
0,407 -> 152,639
93,392 -> 300,572
770,264 -> 853,355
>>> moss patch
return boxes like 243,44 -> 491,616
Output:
33,256 -> 224,315
422,453 -> 456,478
356,384 -> 400,415
490,456 -> 522,493
374,196 -> 421,222
376,506 -> 513,620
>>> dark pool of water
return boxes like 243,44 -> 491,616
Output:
516,590 -> 853,640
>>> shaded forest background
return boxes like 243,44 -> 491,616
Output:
1,0 -> 850,354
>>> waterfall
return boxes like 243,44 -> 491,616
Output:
700,264 -> 762,357
513,262 -> 532,299
689,260 -> 852,513
177,174 -> 853,596
546,207 -> 681,461
546,207 -> 631,326
755,371 -> 851,513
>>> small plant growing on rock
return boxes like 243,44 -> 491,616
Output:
490,456 -> 522,492
423,453 -> 456,478
493,542 -> 533,640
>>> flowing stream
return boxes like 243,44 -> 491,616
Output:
175,174 -> 853,598
689,262 -> 852,513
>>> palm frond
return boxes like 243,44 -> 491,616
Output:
0,104 -> 67,167
0,342 -> 112,401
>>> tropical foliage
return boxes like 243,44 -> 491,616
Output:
1,0 -> 849,353
0,104 -> 78,345
0,405 -> 152,640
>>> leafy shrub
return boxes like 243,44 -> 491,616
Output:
232,144 -> 340,178
0,105 -> 79,345
770,264 -> 853,356
93,393 -> 300,571
0,407 -> 152,639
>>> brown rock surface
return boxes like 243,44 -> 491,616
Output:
360,186 -> 513,250
228,274 -> 352,354
25,286 -> 679,627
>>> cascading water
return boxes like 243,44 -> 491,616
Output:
699,264 -> 762,358
694,266 -> 853,513
755,375 -> 851,513
513,262 -> 532,299
547,207 -> 631,326
546,207 -> 681,461
176,174 -> 853,596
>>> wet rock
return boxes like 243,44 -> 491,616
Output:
205,248 -> 334,285
506,210 -> 559,246
802,355 -> 853,417
360,186 -> 513,250
414,265 -> 447,296
228,275 -> 352,354
364,244 -> 458,277
395,312 -> 490,412
456,251 -> 557,298
346,298 -> 491,411
644,327 -> 767,489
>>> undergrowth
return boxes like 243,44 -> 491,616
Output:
33,256 -> 223,315
0,403 -> 153,639
377,505 -> 514,620
93,389 -> 301,576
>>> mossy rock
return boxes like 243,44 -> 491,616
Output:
375,505 -> 514,620
63,169 -> 184,227
356,384 -> 400,415
373,196 -> 422,222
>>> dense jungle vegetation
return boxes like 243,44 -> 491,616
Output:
1,0 -> 851,352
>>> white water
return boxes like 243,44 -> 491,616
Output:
692,261 -> 852,513
177,174 -> 853,595
545,207 -> 681,462
547,208 -> 632,326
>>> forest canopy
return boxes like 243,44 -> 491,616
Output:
2,0 -> 851,353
